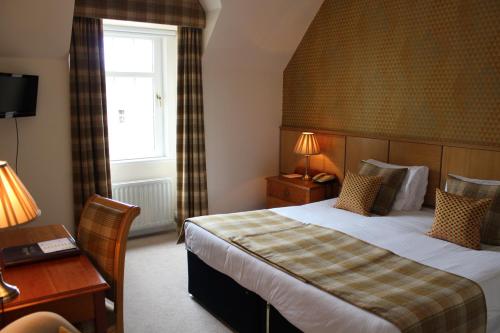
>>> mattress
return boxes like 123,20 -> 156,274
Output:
184,199 -> 500,333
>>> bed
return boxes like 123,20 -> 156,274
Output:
184,131 -> 500,332
185,198 -> 500,333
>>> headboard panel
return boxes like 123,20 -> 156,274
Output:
345,137 -> 388,174
389,142 -> 442,206
316,134 -> 346,181
280,127 -> 500,207
441,147 -> 500,187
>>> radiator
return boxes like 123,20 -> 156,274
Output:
112,178 -> 175,237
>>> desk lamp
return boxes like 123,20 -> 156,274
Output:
293,132 -> 320,180
0,161 -> 40,302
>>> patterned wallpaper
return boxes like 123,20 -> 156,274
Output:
283,0 -> 500,147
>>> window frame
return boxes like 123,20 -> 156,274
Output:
103,23 -> 176,163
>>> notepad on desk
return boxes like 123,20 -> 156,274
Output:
38,238 -> 77,253
2,237 -> 80,267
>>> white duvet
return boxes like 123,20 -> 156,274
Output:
184,199 -> 500,333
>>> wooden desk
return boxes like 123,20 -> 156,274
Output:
0,225 -> 109,333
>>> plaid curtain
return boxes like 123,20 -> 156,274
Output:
70,17 -> 112,226
74,0 -> 205,28
177,27 -> 208,234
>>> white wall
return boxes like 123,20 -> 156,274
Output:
0,0 -> 75,232
0,0 -> 323,232
202,0 -> 323,214
0,57 -> 74,233
0,0 -> 74,58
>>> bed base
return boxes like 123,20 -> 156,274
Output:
187,250 -> 302,333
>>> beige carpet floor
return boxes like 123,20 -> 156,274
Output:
124,232 -> 232,333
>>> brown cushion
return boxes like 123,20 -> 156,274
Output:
358,161 -> 408,215
446,175 -> 500,245
78,201 -> 125,296
427,189 -> 492,250
335,171 -> 383,216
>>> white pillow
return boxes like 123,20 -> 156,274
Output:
447,174 -> 500,187
363,159 -> 429,211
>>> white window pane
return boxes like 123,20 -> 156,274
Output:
103,25 -> 176,162
132,39 -> 154,72
104,36 -> 153,73
106,76 -> 157,160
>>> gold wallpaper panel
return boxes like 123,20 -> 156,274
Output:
283,0 -> 500,147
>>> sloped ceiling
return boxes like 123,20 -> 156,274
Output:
0,0 -> 75,58
202,0 -> 324,71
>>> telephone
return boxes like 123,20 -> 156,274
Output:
312,172 -> 336,183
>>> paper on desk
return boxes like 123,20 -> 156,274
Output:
282,173 -> 302,178
38,238 -> 76,254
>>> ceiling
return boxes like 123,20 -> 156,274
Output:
0,0 -> 322,64
203,0 -> 324,71
0,0 -> 75,58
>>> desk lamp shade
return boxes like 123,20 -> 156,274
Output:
293,132 -> 320,180
0,161 -> 40,228
0,161 -> 40,302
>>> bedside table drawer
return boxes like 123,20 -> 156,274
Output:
267,180 -> 307,204
266,196 -> 295,209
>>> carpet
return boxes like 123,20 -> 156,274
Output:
124,232 -> 232,333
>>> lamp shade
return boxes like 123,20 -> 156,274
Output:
0,161 -> 40,228
293,132 -> 320,156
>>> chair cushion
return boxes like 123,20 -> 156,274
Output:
78,201 -> 125,294
427,189 -> 491,250
335,171 -> 383,216
358,161 -> 408,215
0,312 -> 80,333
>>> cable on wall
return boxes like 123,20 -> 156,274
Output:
15,118 -> 19,174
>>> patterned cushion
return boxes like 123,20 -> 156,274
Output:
335,171 -> 383,216
358,161 -> 408,215
446,175 -> 500,245
78,201 -> 125,291
427,189 -> 492,250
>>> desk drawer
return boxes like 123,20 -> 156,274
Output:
267,181 -> 307,204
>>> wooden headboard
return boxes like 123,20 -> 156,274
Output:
441,147 -> 500,186
280,127 -> 500,207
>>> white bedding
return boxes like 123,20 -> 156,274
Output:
185,199 -> 500,333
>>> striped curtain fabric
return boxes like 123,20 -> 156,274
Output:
74,0 -> 206,28
177,27 -> 209,234
70,17 -> 112,225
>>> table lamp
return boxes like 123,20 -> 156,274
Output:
0,161 -> 40,302
293,132 -> 320,180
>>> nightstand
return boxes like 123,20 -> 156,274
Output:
266,175 -> 337,209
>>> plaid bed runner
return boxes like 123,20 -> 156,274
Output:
185,209 -> 305,240
187,210 -> 487,333
232,223 -> 487,333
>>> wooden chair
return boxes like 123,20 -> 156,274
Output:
77,195 -> 140,333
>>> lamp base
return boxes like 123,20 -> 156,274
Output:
0,271 -> 19,303
303,155 -> 312,181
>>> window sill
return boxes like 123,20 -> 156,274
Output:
111,157 -> 175,166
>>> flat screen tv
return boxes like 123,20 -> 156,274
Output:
0,73 -> 39,118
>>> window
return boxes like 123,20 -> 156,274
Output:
103,22 -> 176,162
